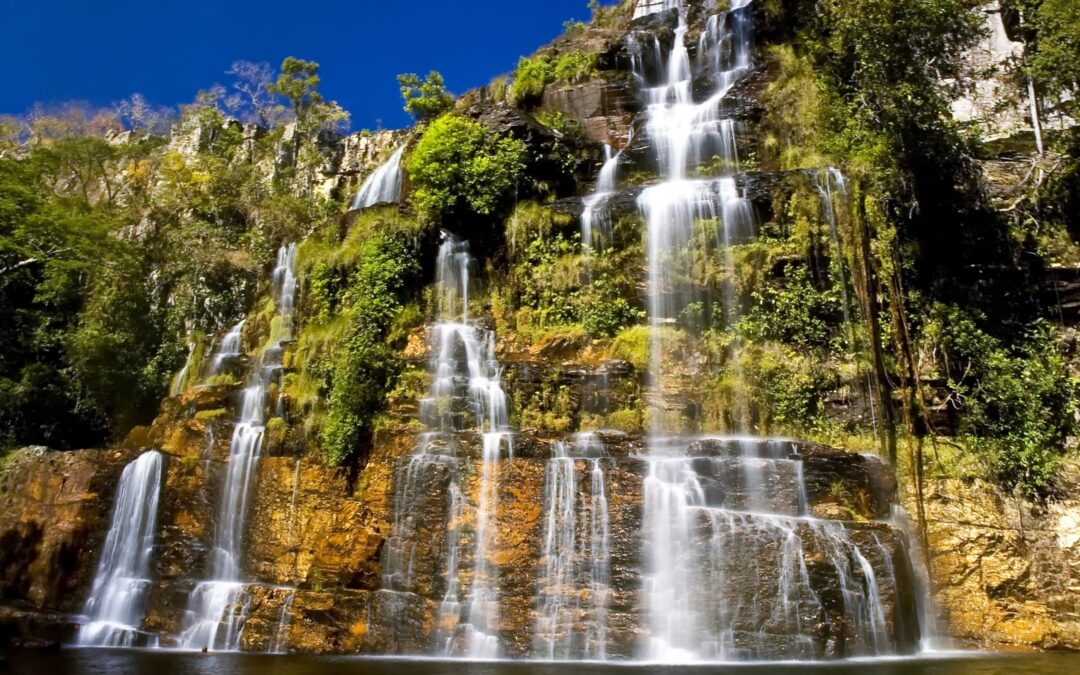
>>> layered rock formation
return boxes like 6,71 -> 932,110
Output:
0,0 -> 1077,660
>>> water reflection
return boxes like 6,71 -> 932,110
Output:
7,651 -> 1080,675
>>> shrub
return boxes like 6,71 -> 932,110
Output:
407,115 -> 527,222
510,56 -> 555,105
737,265 -> 843,351
924,305 -> 1079,494
319,230 -> 422,464
554,52 -> 599,84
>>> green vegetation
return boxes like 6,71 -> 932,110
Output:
510,52 -> 600,105
553,52 -> 599,84
503,202 -> 644,340
290,210 -> 425,465
407,115 -> 528,222
397,71 -> 454,122
321,230 -> 420,463
510,56 -> 556,105
269,57 -> 349,133
923,306 -> 1077,495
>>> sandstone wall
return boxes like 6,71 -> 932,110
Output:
909,466 -> 1080,650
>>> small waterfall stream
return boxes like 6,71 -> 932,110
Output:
178,244 -> 298,652
534,433 -> 612,661
350,145 -> 406,211
381,235 -> 512,659
208,320 -> 245,376
581,145 -> 620,251
77,451 -> 164,647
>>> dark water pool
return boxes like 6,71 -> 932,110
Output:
5,650 -> 1080,675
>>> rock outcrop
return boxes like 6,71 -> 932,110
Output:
910,467 -> 1080,650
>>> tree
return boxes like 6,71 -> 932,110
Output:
226,60 -> 281,127
114,93 -> 176,136
269,57 -> 323,128
397,71 -> 454,122
268,57 -> 349,135
1027,0 -> 1080,116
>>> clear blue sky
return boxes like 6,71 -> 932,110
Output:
1,0 -> 596,130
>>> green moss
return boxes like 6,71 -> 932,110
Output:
610,326 -> 652,372
194,408 -> 229,421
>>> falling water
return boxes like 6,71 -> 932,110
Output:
178,244 -> 298,652
380,235 -> 512,658
536,442 -> 578,659
350,145 -> 406,211
534,433 -> 611,661
629,0 -> 909,661
269,592 -> 296,654
814,168 -> 878,435
639,438 -> 906,661
208,320 -> 245,376
635,0 -> 754,427
171,341 -> 197,396
633,0 -> 679,19
77,451 -> 164,648
581,145 -> 621,251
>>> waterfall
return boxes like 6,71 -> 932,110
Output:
269,592 -> 295,654
171,341 -> 196,396
77,451 -> 164,648
635,0 -> 754,427
640,439 -> 904,661
630,1 -> 911,661
208,320 -> 245,376
178,243 -> 298,652
536,442 -> 578,659
534,433 -> 611,661
814,168 -> 879,436
633,0 -> 679,19
380,235 -> 512,658
581,145 -> 621,251
349,145 -> 406,211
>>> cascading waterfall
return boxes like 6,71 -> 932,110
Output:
171,341 -> 197,396
208,320 -> 245,376
581,145 -> 621,251
536,442 -> 578,659
77,451 -> 164,647
178,243 -> 298,652
380,235 -> 512,659
814,168 -> 879,434
350,145 -> 406,211
631,0 -> 916,661
534,433 -> 611,661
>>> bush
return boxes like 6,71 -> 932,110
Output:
581,296 -> 643,338
554,52 -> 599,84
924,305 -> 1078,494
737,265 -> 843,351
319,230 -> 422,464
510,56 -> 555,105
407,115 -> 527,222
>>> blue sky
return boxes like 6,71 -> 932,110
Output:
2,0 -> 596,130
